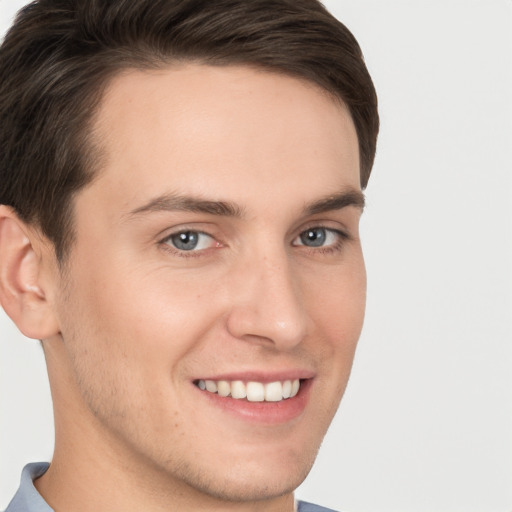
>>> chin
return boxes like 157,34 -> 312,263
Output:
184,462 -> 311,503
167,441 -> 318,504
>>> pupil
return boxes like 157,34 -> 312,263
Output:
172,231 -> 198,250
301,228 -> 326,247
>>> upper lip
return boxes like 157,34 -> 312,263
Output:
193,370 -> 315,383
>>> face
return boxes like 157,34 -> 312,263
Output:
48,65 -> 365,504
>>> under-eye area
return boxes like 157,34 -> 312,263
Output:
194,379 -> 303,402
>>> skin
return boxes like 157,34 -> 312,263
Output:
0,64 -> 365,512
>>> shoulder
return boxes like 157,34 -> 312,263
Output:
297,500 -> 341,512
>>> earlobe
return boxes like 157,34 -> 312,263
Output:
0,206 -> 60,340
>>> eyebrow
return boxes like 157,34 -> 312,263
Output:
126,188 -> 365,220
127,194 -> 245,219
304,189 -> 365,215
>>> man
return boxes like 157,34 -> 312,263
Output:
0,1 -> 378,511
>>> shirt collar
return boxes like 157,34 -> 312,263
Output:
5,462 -> 53,512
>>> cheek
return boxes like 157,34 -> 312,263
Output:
303,254 -> 366,392
310,256 -> 366,339
61,257 -> 226,394
55,264 -> 219,435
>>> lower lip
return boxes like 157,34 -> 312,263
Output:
195,379 -> 313,425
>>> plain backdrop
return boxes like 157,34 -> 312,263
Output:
1,1 -> 511,511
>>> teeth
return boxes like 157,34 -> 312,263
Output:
205,380 -> 217,393
231,380 -> 247,399
264,381 -> 283,402
246,382 -> 265,402
217,380 -> 230,397
282,380 -> 292,399
291,379 -> 300,397
196,378 -> 301,402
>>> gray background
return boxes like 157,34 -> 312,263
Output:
1,1 -> 511,511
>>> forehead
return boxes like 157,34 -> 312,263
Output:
86,64 -> 360,213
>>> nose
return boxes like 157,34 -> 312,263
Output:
225,251 -> 308,350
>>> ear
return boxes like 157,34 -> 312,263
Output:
0,205 -> 60,340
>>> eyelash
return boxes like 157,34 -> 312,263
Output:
159,230 -> 218,258
159,226 -> 350,258
295,228 -> 350,256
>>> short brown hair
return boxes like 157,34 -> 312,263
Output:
0,0 -> 379,260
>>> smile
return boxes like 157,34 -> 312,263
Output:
195,379 -> 301,402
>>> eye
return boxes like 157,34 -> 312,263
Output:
164,231 -> 215,252
293,227 -> 343,248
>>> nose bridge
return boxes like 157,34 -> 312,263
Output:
227,246 -> 307,348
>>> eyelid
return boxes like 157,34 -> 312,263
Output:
159,228 -> 222,256
157,222 -> 350,259
292,225 -> 350,245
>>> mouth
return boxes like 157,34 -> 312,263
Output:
192,372 -> 314,424
194,378 -> 301,403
